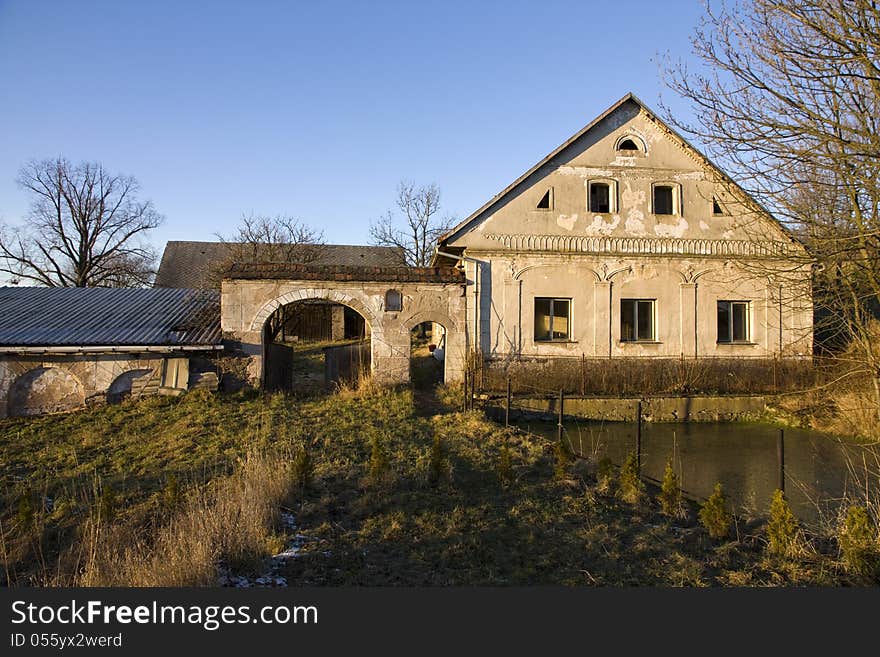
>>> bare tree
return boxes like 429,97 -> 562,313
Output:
211,213 -> 326,297
663,0 -> 880,425
218,213 -> 325,265
0,157 -> 162,287
369,180 -> 455,267
215,214 -> 327,339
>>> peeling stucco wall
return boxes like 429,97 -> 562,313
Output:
451,101 -> 792,250
0,353 -> 207,418
444,99 -> 812,362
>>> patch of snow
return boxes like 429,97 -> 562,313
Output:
217,518 -> 327,588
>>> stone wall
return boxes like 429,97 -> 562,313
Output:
0,353 -> 209,417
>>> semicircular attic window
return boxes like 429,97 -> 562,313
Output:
618,138 -> 640,153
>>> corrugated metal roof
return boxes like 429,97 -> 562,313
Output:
0,287 -> 221,347
154,241 -> 407,289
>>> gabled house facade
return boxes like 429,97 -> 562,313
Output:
435,93 -> 813,362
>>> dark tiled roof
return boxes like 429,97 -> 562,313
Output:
155,241 -> 406,289
0,287 -> 221,347
225,263 -> 465,284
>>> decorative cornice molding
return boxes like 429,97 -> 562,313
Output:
484,233 -> 796,258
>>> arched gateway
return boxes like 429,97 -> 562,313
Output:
221,263 -> 466,386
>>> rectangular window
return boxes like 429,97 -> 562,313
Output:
653,185 -> 674,215
717,301 -> 750,343
620,299 -> 656,342
589,182 -> 610,213
534,297 -> 571,341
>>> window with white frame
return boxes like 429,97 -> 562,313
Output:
652,183 -> 681,216
588,179 -> 617,214
620,299 -> 656,342
717,300 -> 750,343
534,297 -> 571,342
615,135 -> 645,155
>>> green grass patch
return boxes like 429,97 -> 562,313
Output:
0,384 -> 865,586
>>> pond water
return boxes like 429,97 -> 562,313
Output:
511,415 -> 878,526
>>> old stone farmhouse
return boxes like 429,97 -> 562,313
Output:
222,93 -> 812,387
434,93 -> 812,362
0,93 -> 813,416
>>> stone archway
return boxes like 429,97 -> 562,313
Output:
221,265 -> 466,386
252,288 -> 383,389
249,288 -> 379,334
107,369 -> 154,403
401,309 -> 464,385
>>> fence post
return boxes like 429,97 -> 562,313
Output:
636,400 -> 642,474
777,428 -> 785,493
558,389 -> 564,444
505,376 -> 511,427
581,353 -> 586,396
463,369 -> 469,411
469,367 -> 475,410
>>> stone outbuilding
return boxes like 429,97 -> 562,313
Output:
0,287 -> 223,417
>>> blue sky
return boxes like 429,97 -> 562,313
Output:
0,0 -> 706,251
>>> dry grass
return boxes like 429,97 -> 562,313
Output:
481,357 -> 818,397
77,448 -> 295,586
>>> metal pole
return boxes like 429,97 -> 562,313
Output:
581,353 -> 586,396
469,367 -> 475,410
636,400 -> 642,473
777,428 -> 785,493
558,389 -> 564,444
463,369 -> 469,411
505,376 -> 511,427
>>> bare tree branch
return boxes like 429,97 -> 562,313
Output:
663,0 -> 880,421
0,157 -> 162,287
369,180 -> 455,266
212,213 -> 325,282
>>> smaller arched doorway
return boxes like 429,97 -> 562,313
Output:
409,320 -> 448,389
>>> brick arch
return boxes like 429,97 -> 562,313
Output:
249,288 -> 378,333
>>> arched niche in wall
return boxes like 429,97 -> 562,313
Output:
8,367 -> 85,416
